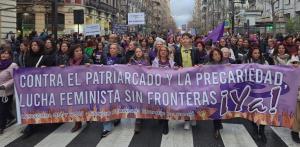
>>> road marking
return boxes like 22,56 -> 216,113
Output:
220,123 -> 257,147
96,119 -> 135,147
35,123 -> 86,147
161,121 -> 193,147
0,124 -> 24,147
271,127 -> 300,147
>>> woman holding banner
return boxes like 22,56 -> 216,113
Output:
129,47 -> 150,133
243,46 -> 269,143
289,53 -> 300,143
0,49 -> 18,134
243,47 -> 269,65
101,43 -> 125,137
125,41 -> 138,63
140,38 -> 150,60
152,46 -> 176,68
129,47 -> 150,66
152,45 -> 176,135
272,44 -> 290,65
206,49 -> 224,139
149,37 -> 165,63
67,44 -> 90,133
22,40 -> 58,137
56,42 -> 70,66
221,47 -> 236,64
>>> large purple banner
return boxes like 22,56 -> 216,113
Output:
13,64 -> 300,128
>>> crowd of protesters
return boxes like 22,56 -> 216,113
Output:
1,30 -> 300,144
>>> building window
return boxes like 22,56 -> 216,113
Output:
17,13 -> 35,36
275,0 -> 279,8
45,13 -> 65,31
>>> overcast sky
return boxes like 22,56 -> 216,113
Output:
170,0 -> 195,28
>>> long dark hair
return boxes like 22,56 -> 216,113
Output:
133,48 -> 146,60
273,43 -> 289,56
69,44 -> 83,59
20,41 -> 30,53
0,49 -> 13,61
209,49 -> 223,63
59,41 -> 70,54
86,40 -> 95,48
195,41 -> 206,50
246,46 -> 265,64
95,41 -> 105,51
29,40 -> 45,55
45,38 -> 55,49
140,38 -> 148,47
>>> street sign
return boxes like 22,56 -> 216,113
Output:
224,20 -> 231,29
182,24 -> 187,31
128,13 -> 145,25
84,24 -> 101,36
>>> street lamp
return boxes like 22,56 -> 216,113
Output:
45,5 -> 50,34
51,0 -> 58,42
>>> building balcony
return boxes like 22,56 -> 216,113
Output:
17,0 -> 64,5
151,0 -> 160,6
84,0 -> 117,14
17,0 -> 33,4
85,0 -> 100,8
99,2 -> 117,14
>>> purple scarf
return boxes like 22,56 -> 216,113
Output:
69,57 -> 83,66
0,60 -> 12,70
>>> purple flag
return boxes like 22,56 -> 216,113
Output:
204,22 -> 225,43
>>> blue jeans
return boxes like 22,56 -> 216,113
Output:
103,121 -> 113,131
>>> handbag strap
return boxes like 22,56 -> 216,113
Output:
36,55 -> 44,67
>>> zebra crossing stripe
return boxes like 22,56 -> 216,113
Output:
0,124 -> 24,147
96,119 -> 135,147
0,121 -> 296,147
161,121 -> 193,147
271,127 -> 300,147
220,123 -> 257,147
34,123 -> 87,147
